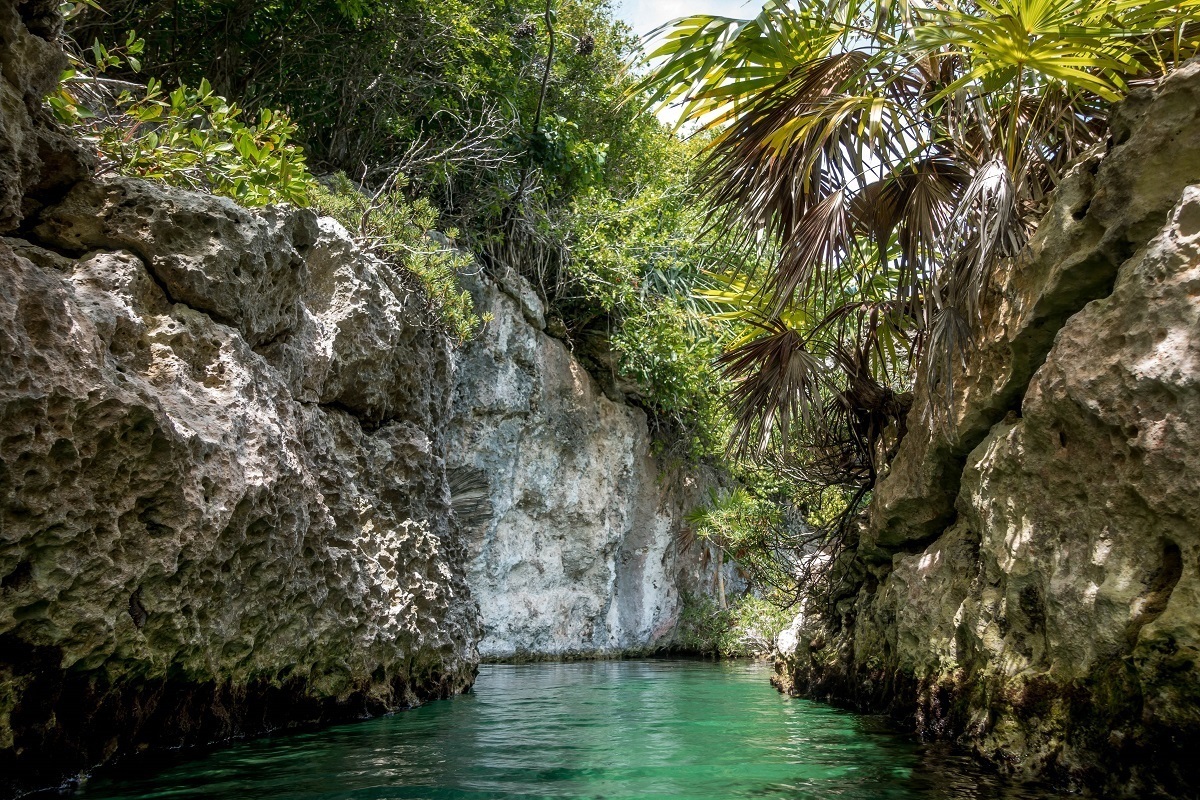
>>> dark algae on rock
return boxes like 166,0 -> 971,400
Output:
0,1 -> 731,794
2,2 -> 481,794
775,63 -> 1200,799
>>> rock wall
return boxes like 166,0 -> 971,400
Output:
776,63 -> 1200,798
0,178 -> 482,796
0,3 -> 728,791
448,269 -> 734,659
1,13 -> 483,784
0,0 -> 91,231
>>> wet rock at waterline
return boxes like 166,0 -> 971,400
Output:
775,62 -> 1200,798
0,186 -> 480,796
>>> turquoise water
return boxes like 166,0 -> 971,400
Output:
78,660 -> 1062,800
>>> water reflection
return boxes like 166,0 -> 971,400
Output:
77,661 -> 1068,800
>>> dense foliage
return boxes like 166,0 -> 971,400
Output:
674,592 -> 795,658
67,0 -> 654,221
51,23 -> 316,206
636,0 -> 1200,559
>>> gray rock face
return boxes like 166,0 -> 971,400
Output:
0,0 -> 91,233
777,63 -> 1200,797
448,272 -> 732,659
1,181 -> 480,796
1,181 -> 728,794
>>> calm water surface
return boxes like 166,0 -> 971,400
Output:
78,660 -> 1067,800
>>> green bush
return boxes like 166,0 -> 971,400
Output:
556,132 -> 744,460
50,26 -> 316,207
65,0 -> 657,216
686,488 -> 789,588
309,176 -> 485,343
675,593 -> 793,658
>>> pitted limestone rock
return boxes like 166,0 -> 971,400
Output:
0,180 -> 480,797
779,63 -> 1200,798
447,269 -> 732,659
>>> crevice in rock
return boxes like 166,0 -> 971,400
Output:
11,227 -> 240,333
1125,539 -> 1183,644
251,328 -> 294,354
305,399 -> 391,433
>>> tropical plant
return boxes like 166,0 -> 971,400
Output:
310,174 -> 486,342
50,22 -> 316,207
66,0 -> 657,224
674,591 -> 795,657
635,0 -> 1200,474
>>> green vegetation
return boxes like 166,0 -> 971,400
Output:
675,593 -> 794,658
54,0 -> 1199,619
638,0 -> 1200,459
634,0 -> 1200,601
555,133 -> 740,459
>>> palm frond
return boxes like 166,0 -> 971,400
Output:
719,317 -> 827,458
634,0 -> 1200,460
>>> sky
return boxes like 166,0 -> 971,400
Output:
616,1 -> 757,124
616,0 -> 756,39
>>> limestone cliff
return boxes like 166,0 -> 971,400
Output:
0,2 -> 725,792
0,179 -> 482,796
776,63 -> 1200,797
449,270 -> 733,659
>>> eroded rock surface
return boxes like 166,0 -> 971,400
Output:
1,184 -> 480,796
777,63 -> 1200,797
448,271 -> 735,659
0,0 -> 91,233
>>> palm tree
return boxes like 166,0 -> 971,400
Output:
633,0 -> 1200,494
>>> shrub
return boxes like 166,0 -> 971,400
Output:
49,24 -> 316,207
309,175 -> 485,343
675,592 -> 793,658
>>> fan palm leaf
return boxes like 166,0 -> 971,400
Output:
634,0 -> 1200,467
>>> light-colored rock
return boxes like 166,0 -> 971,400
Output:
448,271 -> 734,659
0,178 -> 480,796
869,64 -> 1200,549
781,64 -> 1200,798
274,217 -> 454,425
495,262 -> 547,331
34,180 -> 318,348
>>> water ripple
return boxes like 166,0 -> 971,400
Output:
78,660 -> 1069,800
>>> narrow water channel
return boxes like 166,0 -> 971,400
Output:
77,661 -> 1065,800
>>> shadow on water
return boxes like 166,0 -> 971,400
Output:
74,660 -> 1071,800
